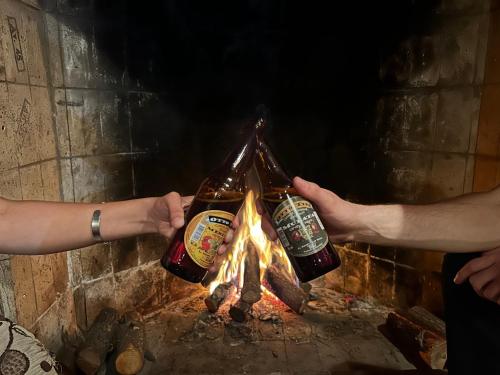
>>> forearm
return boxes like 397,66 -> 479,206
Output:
353,200 -> 500,252
0,198 -> 158,255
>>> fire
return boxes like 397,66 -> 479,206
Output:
209,190 -> 296,296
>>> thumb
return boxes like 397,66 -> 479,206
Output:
164,192 -> 185,229
293,176 -> 331,207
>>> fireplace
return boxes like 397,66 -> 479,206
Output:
0,0 -> 499,374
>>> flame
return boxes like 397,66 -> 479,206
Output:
209,190 -> 296,296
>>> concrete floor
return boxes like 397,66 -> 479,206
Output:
137,287 -> 441,375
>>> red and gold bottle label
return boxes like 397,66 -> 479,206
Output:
272,196 -> 329,257
184,210 -> 235,269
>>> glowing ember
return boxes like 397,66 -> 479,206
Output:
209,190 -> 297,296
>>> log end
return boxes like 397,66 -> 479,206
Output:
424,341 -> 447,370
229,302 -> 250,323
241,289 -> 261,305
204,298 -> 219,313
115,343 -> 144,375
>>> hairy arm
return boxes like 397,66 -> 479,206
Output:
352,187 -> 500,252
0,193 -> 191,255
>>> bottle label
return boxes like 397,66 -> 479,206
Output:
272,196 -> 329,257
184,210 -> 235,269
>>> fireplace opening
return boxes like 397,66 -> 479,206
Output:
0,0 -> 498,374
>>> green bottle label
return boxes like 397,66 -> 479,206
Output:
272,196 -> 329,257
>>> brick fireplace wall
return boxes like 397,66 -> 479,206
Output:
0,0 -> 75,352
475,4 -> 500,191
324,0 -> 497,316
0,0 -> 205,354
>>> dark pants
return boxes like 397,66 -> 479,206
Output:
443,253 -> 500,375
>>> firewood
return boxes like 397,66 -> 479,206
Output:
76,308 -> 119,375
240,241 -> 261,304
271,256 -> 297,285
405,306 -> 445,336
299,282 -> 312,295
264,264 -> 308,314
205,282 -> 233,313
227,241 -> 263,322
229,300 -> 252,322
114,313 -> 145,375
386,306 -> 447,370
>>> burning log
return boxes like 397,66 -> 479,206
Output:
76,308 -> 119,375
264,264 -> 308,314
299,282 -> 312,295
229,241 -> 262,322
240,241 -> 262,304
271,256 -> 296,285
114,313 -> 146,375
385,306 -> 447,369
229,300 -> 252,322
205,282 -> 233,313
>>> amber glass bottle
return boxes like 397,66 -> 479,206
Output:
162,119 -> 265,283
255,139 -> 341,282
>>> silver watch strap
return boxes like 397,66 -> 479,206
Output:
91,209 -> 103,242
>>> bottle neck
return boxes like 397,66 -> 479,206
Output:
223,142 -> 253,175
207,125 -> 258,192
256,140 -> 293,188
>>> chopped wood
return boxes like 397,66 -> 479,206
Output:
114,313 -> 145,375
300,282 -> 312,295
204,282 -> 233,313
405,306 -> 446,336
227,241 -> 263,322
76,308 -> 119,375
264,264 -> 308,314
386,306 -> 447,370
229,300 -> 252,323
271,256 -> 296,285
240,241 -> 261,304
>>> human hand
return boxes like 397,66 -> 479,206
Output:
258,176 -> 361,243
209,214 -> 240,273
454,247 -> 500,305
214,176 -> 360,258
149,192 -> 194,239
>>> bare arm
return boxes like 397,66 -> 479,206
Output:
0,193 -> 193,255
256,177 -> 500,254
354,193 -> 500,252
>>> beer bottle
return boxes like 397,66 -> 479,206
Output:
162,119 -> 265,283
255,139 -> 341,282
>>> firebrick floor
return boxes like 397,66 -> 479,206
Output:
139,288 -> 436,375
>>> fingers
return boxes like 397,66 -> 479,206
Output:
209,253 -> 224,274
232,215 -> 240,230
261,214 -> 278,241
217,229 -> 234,255
453,251 -> 500,304
468,265 -> 497,297
482,283 -> 500,304
292,176 -> 333,212
329,233 -> 355,243
256,199 -> 265,215
181,195 -> 194,210
256,198 -> 278,241
164,192 -> 185,229
454,255 -> 496,284
217,244 -> 227,256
